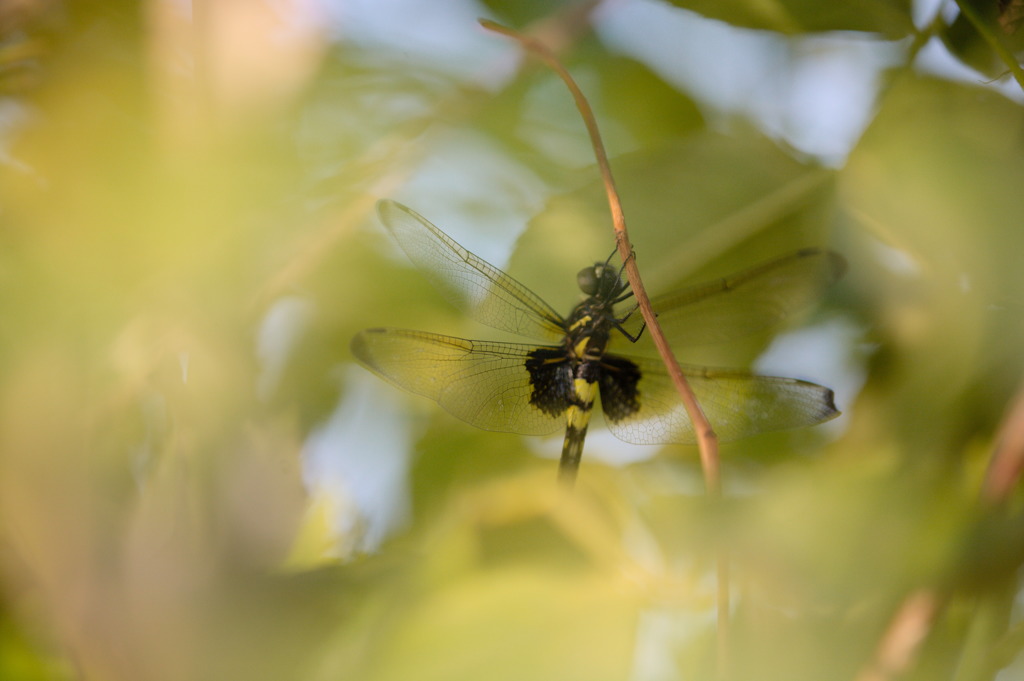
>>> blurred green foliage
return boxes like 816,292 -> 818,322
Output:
664,0 -> 915,36
1,2 -> 1024,681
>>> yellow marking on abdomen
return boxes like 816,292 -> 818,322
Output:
559,378 -> 598,486
568,315 -> 592,332
565,378 -> 597,429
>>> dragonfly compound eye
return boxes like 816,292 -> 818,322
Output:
577,266 -> 600,295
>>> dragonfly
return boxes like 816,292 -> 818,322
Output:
352,200 -> 842,485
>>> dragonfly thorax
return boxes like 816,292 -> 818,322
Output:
565,295 -> 618,362
577,263 -> 626,300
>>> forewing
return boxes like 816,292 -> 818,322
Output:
351,328 -> 565,436
377,200 -> 565,341
600,354 -> 838,445
638,249 -> 845,347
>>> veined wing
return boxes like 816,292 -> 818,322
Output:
377,200 -> 566,341
351,328 -> 565,436
636,248 -> 845,347
598,353 -> 838,445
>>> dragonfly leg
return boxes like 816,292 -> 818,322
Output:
611,303 -> 652,343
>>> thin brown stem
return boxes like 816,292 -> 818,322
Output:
855,590 -> 944,681
858,373 -> 1024,681
477,17 -> 721,497
481,18 -> 727,675
981,379 -> 1024,504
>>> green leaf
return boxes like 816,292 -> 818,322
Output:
663,0 -> 914,37
514,130 -> 837,314
840,75 -> 1024,452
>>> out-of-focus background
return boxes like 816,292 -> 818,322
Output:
2,1 -> 1024,679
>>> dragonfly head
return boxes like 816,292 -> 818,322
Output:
577,263 -> 625,299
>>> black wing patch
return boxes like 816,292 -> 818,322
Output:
598,353 -> 838,445
352,328 -> 565,436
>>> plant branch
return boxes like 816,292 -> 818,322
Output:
858,372 -> 1024,681
981,378 -> 1024,503
480,18 -> 728,675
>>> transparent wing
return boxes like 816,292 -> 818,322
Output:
633,248 -> 845,347
351,328 -> 564,436
600,353 -> 839,445
377,200 -> 566,341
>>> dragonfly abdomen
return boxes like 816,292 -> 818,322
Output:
559,376 -> 600,485
525,344 -> 612,485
